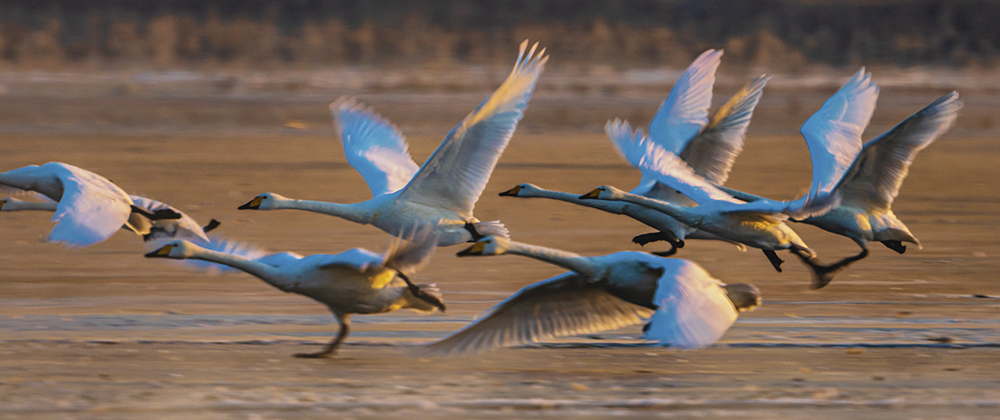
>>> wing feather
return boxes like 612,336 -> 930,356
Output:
424,273 -> 653,355
836,91 -> 962,210
398,41 -> 547,218
681,75 -> 771,184
648,50 -> 722,154
643,261 -> 738,348
47,164 -> 133,247
331,98 -> 420,197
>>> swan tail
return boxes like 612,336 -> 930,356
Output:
870,211 -> 921,249
473,220 -> 510,240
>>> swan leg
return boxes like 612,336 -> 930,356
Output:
651,246 -> 678,257
632,231 -> 681,247
464,222 -> 482,242
763,249 -> 784,272
881,240 -> 906,254
295,315 -> 350,358
202,219 -> 221,233
789,248 -> 863,290
398,272 -> 447,312
130,205 -> 183,221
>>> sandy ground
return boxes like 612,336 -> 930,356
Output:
0,83 -> 999,419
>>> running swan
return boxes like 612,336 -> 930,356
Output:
580,69 -> 881,288
239,41 -> 548,246
718,91 -> 962,266
145,233 -> 445,358
0,162 -> 181,247
423,236 -> 761,355
499,50 -> 769,254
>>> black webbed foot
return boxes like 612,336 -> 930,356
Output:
763,249 -> 784,272
881,240 -> 906,254
398,273 -> 447,312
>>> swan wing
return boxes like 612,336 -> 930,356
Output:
643,261 -> 738,348
608,119 -> 740,206
681,75 -> 770,184
47,163 -> 134,247
796,69 -> 879,207
648,50 -> 721,154
382,229 -> 438,277
423,272 -> 653,355
836,91 -> 962,211
331,98 -> 420,197
315,248 -> 387,272
398,41 -> 547,218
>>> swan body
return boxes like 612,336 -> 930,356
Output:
146,235 -> 444,358
424,236 -> 761,355
500,50 -> 768,251
718,91 -> 962,261
0,162 -> 181,247
240,41 -> 548,246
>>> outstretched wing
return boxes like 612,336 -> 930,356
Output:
681,75 -> 771,185
423,273 -> 653,355
331,98 -> 420,197
648,50 -> 722,154
608,119 -> 741,206
643,261 -> 738,349
836,91 -> 962,211
382,228 -> 438,277
398,41 -> 548,219
47,164 -> 133,247
798,68 -> 879,204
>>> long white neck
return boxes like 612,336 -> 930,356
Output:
1,199 -> 59,212
614,192 -> 693,223
185,246 -> 296,291
504,241 -> 602,279
525,188 -> 628,214
274,199 -> 375,225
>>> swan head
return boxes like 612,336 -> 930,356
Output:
0,197 -> 11,211
498,183 -> 541,197
722,283 -> 762,312
144,240 -> 198,259
238,193 -> 287,210
456,236 -> 510,257
579,185 -> 626,201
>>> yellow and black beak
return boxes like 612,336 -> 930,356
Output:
144,244 -> 175,258
498,185 -> 523,197
456,241 -> 486,257
238,196 -> 264,210
579,188 -> 602,200
0,200 -> 5,211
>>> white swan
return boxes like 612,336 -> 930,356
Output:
239,41 -> 548,246
423,236 -> 761,355
499,50 -> 768,254
579,69 -> 880,288
718,91 -> 962,265
0,162 -> 181,247
145,234 -> 445,358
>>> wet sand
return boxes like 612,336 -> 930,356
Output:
1,86 -> 998,419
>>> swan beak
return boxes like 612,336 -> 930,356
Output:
239,196 -> 264,210
499,185 -> 523,197
0,201 -> 4,211
456,241 -> 486,257
579,189 -> 602,200
145,244 -> 175,258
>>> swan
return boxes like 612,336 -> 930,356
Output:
0,162 -> 181,247
239,41 -> 548,246
423,236 -> 761,355
499,50 -> 769,254
578,69 -> 881,288
718,91 -> 962,265
145,233 -> 445,358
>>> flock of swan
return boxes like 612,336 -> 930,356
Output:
0,41 -> 961,358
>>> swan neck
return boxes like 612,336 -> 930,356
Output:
618,193 -> 686,218
506,241 -> 600,278
282,199 -> 374,224
530,189 -> 626,214
187,247 -> 295,291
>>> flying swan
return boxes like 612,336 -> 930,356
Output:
422,236 -> 761,355
145,233 -> 445,358
0,162 -> 181,247
239,41 -> 548,246
499,50 -> 769,255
